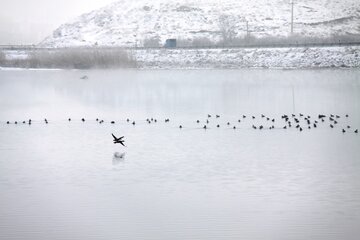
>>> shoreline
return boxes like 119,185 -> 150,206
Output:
1,45 -> 359,70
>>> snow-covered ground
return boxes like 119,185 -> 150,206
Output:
39,0 -> 360,47
134,46 -> 360,69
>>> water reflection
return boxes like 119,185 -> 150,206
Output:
112,152 -> 126,165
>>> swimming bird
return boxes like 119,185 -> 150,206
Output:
227,122 -> 230,125
203,125 -> 207,129
346,114 -> 349,118
342,129 -> 346,133
238,119 -> 241,123
179,125 -> 182,129
111,121 -> 115,124
81,118 -> 85,122
259,125 -> 263,130
216,115 -> 220,118
347,126 -> 351,129
330,124 -> 334,128
112,134 -> 125,146
233,126 -> 236,129
68,118 -> 71,121
196,120 -> 200,123
207,114 -> 211,118
15,121 -> 18,124
6,121 -> 9,124
217,124 -> 220,128
355,129 -> 358,133
132,121 -> 136,125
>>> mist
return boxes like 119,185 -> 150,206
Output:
0,0 -> 116,45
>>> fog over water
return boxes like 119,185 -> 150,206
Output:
0,69 -> 359,240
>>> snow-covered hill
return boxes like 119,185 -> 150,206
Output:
40,0 -> 360,47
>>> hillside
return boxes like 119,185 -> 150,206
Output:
36,0 -> 360,47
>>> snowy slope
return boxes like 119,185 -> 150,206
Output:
40,0 -> 360,47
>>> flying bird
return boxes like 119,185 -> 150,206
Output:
112,133 -> 126,146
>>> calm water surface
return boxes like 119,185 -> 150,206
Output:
0,69 -> 359,240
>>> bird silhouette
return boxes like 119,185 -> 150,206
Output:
112,134 -> 126,146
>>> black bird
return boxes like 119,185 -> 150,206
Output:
330,124 -> 334,128
216,115 -> 220,118
203,125 -> 207,129
243,115 -> 246,118
127,119 -> 130,122
6,121 -> 10,124
266,117 -> 270,121
154,119 -> 157,123
15,121 -> 18,124
217,124 -> 220,128
112,134 -> 125,146
346,114 -> 349,118
179,125 -> 182,129
68,118 -> 71,121
196,120 -> 200,123
300,127 -> 303,132
206,119 -> 209,124
81,118 -> 85,122
238,119 -> 241,123
272,119 -> 275,122
313,123 -> 317,128
355,129 -> 358,133
227,122 -> 230,125
207,114 -> 211,118
283,126 -> 287,129
342,129 -> 346,133
22,121 -> 25,124
96,118 -> 99,121
233,126 -> 236,129
132,121 -> 136,125
347,126 -> 351,129
261,114 -> 265,118
259,125 -> 263,130
252,116 -> 255,119
252,125 -> 257,129
334,121 -> 338,124
111,121 -> 115,124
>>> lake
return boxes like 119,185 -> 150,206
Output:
0,69 -> 359,240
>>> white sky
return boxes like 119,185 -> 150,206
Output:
0,0 -> 117,45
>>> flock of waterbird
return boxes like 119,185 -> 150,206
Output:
3,113 -> 358,134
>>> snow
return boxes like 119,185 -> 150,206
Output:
133,46 -> 360,69
39,0 -> 360,47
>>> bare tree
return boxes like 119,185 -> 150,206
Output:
218,15 -> 237,45
143,35 -> 161,48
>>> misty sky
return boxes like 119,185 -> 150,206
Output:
0,0 -> 117,45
